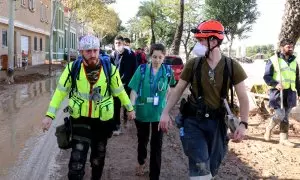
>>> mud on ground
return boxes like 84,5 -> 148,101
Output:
0,64 -> 64,93
51,107 -> 300,180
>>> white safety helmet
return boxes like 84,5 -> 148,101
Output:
78,35 -> 100,50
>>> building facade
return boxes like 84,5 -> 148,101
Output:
0,0 -> 51,67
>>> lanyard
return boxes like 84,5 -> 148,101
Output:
149,64 -> 164,96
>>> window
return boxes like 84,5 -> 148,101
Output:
29,0 -> 36,12
34,37 -> 37,51
2,30 -> 7,47
21,0 -> 26,7
45,5 -> 48,23
40,38 -> 43,51
64,30 -> 67,48
40,4 -> 45,21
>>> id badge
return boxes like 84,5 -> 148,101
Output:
153,94 -> 159,106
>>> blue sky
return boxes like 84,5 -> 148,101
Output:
110,0 -> 286,46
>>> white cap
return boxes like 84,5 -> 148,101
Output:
79,35 -> 100,50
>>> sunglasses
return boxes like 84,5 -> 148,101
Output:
208,69 -> 216,86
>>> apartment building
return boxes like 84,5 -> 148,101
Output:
0,0 -> 51,67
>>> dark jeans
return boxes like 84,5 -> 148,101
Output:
181,116 -> 228,177
135,120 -> 163,180
68,117 -> 114,180
113,86 -> 131,130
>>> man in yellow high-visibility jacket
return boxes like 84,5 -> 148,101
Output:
263,39 -> 300,148
41,35 -> 135,179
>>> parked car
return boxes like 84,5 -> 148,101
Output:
163,55 -> 184,85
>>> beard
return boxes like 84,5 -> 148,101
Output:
285,50 -> 293,56
83,56 -> 99,69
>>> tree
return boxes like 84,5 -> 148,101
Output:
137,1 -> 161,44
181,0 -> 204,61
170,0 -> 184,55
278,0 -> 300,47
204,0 -> 259,56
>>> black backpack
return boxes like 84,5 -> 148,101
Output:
190,56 -> 234,107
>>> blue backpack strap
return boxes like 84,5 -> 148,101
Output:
100,54 -> 112,96
137,64 -> 147,97
163,63 -> 172,85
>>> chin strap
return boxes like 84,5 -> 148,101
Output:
205,37 -> 221,58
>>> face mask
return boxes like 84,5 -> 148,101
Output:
115,46 -> 124,53
192,42 -> 208,57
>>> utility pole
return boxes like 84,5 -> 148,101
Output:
49,0 -> 59,76
6,0 -> 16,84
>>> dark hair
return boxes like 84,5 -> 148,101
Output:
150,43 -> 166,56
114,35 -> 124,41
124,37 -> 131,44
280,39 -> 294,47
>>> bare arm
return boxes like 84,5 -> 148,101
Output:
130,90 -> 138,106
162,79 -> 188,114
234,81 -> 249,122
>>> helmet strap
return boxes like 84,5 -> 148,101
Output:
205,37 -> 221,58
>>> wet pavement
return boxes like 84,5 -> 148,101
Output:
0,73 -> 67,180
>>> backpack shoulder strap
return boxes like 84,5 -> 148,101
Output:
220,57 -> 234,107
68,58 -> 82,98
137,64 -> 147,97
100,54 -> 112,96
189,57 -> 203,99
163,63 -> 172,85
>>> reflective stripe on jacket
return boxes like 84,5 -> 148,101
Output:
46,61 -> 133,120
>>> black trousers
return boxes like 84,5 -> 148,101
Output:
68,117 -> 114,180
113,86 -> 131,130
135,120 -> 163,180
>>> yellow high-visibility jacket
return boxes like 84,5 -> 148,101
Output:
270,55 -> 297,91
46,62 -> 133,121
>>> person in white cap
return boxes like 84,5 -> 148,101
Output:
42,34 -> 135,179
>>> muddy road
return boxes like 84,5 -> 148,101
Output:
0,63 -> 300,180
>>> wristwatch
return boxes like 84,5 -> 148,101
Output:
239,121 -> 248,129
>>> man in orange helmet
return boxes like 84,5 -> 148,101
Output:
159,20 -> 249,179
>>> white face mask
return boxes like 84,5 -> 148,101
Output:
192,42 -> 208,57
115,45 -> 124,53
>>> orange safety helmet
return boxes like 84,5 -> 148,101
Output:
191,20 -> 225,40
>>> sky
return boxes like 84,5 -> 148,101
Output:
110,0 -> 286,47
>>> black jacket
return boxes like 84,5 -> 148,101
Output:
111,48 -> 138,86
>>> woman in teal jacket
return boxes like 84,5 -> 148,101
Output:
129,43 -> 175,180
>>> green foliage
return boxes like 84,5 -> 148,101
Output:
204,0 -> 259,44
125,0 -> 204,52
182,0 -> 204,60
62,0 -> 120,38
246,44 -> 274,58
